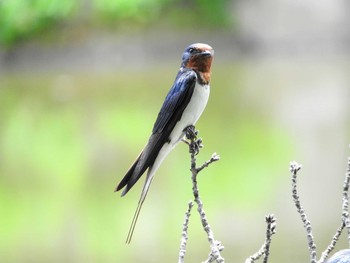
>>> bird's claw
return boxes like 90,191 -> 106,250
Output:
191,138 -> 203,155
184,125 -> 198,140
183,126 -> 203,155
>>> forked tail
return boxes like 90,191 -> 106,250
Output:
126,170 -> 155,244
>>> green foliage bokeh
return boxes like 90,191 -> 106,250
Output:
0,0 -> 76,45
0,0 -> 232,46
0,65 -> 294,262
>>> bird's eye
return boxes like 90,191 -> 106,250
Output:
188,48 -> 195,53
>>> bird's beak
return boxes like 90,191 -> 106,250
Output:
200,49 -> 214,57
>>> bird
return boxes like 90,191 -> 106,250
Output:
326,249 -> 350,263
115,43 -> 214,243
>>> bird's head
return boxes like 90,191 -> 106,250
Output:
181,43 -> 214,84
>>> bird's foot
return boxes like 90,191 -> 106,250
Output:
181,139 -> 190,145
184,125 -> 198,140
183,125 -> 203,155
191,138 -> 203,155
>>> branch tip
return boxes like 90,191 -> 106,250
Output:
290,161 -> 302,173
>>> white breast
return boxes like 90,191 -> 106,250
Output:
169,82 -> 210,145
146,82 -> 210,181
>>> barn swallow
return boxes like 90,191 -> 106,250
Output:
115,43 -> 214,243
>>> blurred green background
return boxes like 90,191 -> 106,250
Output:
1,0 -> 350,262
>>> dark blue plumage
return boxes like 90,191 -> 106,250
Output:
116,43 -> 214,243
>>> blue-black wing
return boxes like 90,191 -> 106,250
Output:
116,69 -> 197,194
152,69 -> 197,134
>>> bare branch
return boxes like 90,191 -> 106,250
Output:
263,215 -> 277,263
178,201 -> 194,263
196,153 -> 220,173
318,222 -> 345,263
183,125 -> 224,263
318,156 -> 350,263
203,241 -> 225,263
245,214 -> 277,263
196,195 -> 224,263
343,157 -> 350,246
290,161 -> 317,263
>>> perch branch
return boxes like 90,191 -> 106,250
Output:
290,161 -> 317,263
183,125 -> 224,263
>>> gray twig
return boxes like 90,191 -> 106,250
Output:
197,153 -> 220,173
318,156 -> 350,263
290,161 -> 317,263
245,214 -> 277,263
343,157 -> 350,246
318,221 -> 345,263
181,125 -> 224,263
263,215 -> 277,263
178,201 -> 194,263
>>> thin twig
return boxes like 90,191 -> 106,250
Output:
318,156 -> 350,263
290,161 -> 317,263
318,158 -> 349,262
197,153 -> 220,173
318,221 -> 345,263
191,147 -> 224,263
184,125 -> 224,263
203,241 -> 225,263
245,214 -> 277,263
263,215 -> 277,263
343,157 -> 350,246
178,201 -> 194,263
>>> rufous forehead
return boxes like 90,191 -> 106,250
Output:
190,43 -> 213,51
